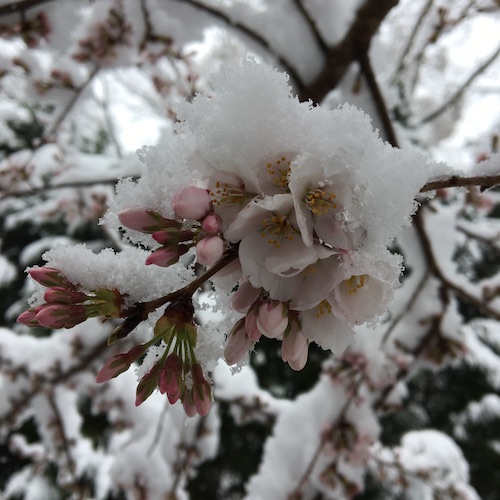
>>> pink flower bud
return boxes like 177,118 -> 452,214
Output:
288,344 -> 309,371
172,186 -> 211,220
17,307 -> 43,327
224,319 -> 254,365
281,321 -> 308,364
257,301 -> 288,339
96,344 -> 147,383
35,303 -> 87,329
182,391 -> 198,418
196,236 -> 224,266
135,362 -> 162,406
145,248 -> 179,267
231,281 -> 261,313
118,209 -> 179,233
191,363 -> 212,416
44,286 -> 88,305
159,353 -> 183,395
201,213 -> 222,235
245,309 -> 262,341
29,267 -> 71,288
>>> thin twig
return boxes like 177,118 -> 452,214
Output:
417,43 -> 500,125
358,51 -> 399,147
1,337 -> 109,426
0,0 -> 58,16
170,0 -> 305,94
291,0 -> 329,53
392,0 -> 434,79
420,173 -> 500,192
414,208 -> 500,320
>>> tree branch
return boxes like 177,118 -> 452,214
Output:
301,0 -> 399,104
417,42 -> 500,125
414,208 -> 500,320
170,0 -> 305,94
0,0 -> 58,17
290,0 -> 329,53
420,173 -> 500,192
358,51 -> 399,147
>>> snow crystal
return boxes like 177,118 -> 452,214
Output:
39,243 -> 194,304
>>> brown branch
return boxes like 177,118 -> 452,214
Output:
301,0 -> 399,103
170,0 -> 305,94
392,0 -> 434,78
414,208 -> 500,320
417,42 -> 500,125
0,177 -> 132,201
291,0 -> 329,53
0,0 -> 57,17
1,337 -> 109,427
358,51 -> 399,147
291,374 -> 364,495
420,174 -> 500,192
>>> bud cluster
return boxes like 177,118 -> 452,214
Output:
225,281 -> 309,371
17,266 -> 124,329
96,298 -> 212,417
118,185 -> 225,268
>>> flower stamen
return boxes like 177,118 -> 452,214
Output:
266,156 -> 291,190
210,181 -> 249,206
305,188 -> 337,215
343,275 -> 366,295
261,215 -> 295,248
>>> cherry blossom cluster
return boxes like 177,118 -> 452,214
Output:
17,60 -> 434,418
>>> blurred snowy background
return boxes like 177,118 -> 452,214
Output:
1,0 -> 500,498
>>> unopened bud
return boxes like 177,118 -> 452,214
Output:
172,186 -> 211,220
196,236 -> 224,266
257,301 -> 288,338
35,303 -> 87,329
44,286 -> 88,305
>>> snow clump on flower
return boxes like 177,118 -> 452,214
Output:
107,58 -> 434,358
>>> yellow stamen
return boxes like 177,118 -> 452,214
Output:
305,188 -> 337,215
261,215 -> 295,248
265,156 -> 291,190
210,181 -> 248,206
343,275 -> 366,295
315,299 -> 332,318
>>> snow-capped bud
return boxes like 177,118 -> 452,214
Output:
224,319 -> 254,365
196,236 -> 224,266
159,353 -> 183,396
172,186 -> 211,220
145,248 -> 179,267
44,286 -> 88,305
29,267 -> 71,288
17,307 -> 42,327
257,301 -> 288,338
118,208 -> 179,233
231,281 -> 261,313
201,213 -> 222,234
135,362 -> 162,406
96,344 -> 148,383
35,303 -> 87,329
